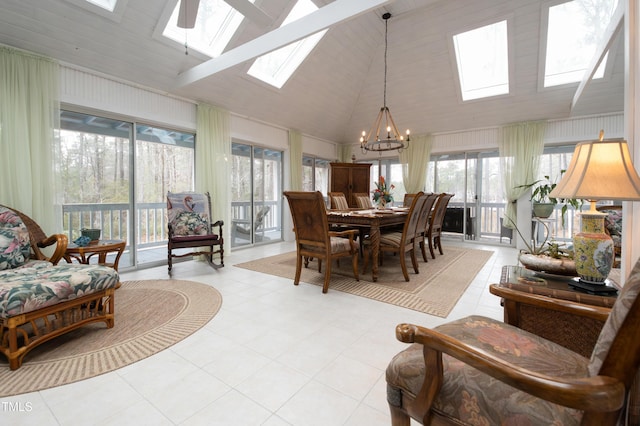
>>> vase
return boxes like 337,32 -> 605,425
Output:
573,211 -> 614,284
378,197 -> 387,209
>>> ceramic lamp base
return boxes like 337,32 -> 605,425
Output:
573,212 -> 614,284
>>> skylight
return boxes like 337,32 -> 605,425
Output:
247,0 -> 327,89
453,20 -> 509,101
85,0 -> 117,12
163,0 -> 255,58
544,0 -> 618,87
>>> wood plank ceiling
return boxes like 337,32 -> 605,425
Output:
0,0 -> 625,143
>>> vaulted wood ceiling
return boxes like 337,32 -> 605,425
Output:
0,0 -> 625,143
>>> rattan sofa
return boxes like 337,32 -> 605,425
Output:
0,206 -> 119,370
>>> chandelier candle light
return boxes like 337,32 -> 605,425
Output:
360,13 -> 410,153
549,131 -> 640,293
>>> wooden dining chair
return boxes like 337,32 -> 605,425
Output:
328,192 -> 350,210
385,257 -> 640,425
353,192 -> 374,209
403,193 -> 417,207
426,193 -> 454,259
414,193 -> 439,262
362,192 -> 427,281
284,191 -> 359,293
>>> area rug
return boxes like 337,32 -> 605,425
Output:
235,246 -> 493,317
0,279 -> 222,397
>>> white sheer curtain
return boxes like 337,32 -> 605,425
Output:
400,134 -> 432,193
499,121 -> 546,228
0,47 -> 60,234
337,144 -> 353,162
196,103 -> 231,243
288,130 -> 303,191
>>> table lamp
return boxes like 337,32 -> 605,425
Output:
549,131 -> 640,293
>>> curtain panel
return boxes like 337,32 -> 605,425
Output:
499,121 -> 546,228
0,47 -> 60,234
196,103 -> 231,244
288,130 -> 303,191
400,134 -> 432,193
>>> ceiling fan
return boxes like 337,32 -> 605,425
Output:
177,0 -> 200,29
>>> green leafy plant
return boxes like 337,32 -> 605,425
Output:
517,170 -> 582,227
506,218 -> 573,259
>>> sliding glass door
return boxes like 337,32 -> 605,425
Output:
231,142 -> 283,248
58,110 -> 195,268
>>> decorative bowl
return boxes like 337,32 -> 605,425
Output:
518,252 -> 577,276
80,228 -> 101,241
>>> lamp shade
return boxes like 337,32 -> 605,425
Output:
549,139 -> 640,201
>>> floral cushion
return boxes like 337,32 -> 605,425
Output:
167,192 -> 211,236
386,316 -> 587,425
601,208 -> 623,249
0,207 -> 31,270
589,257 -> 640,376
0,263 -> 119,318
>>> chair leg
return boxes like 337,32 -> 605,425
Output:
351,252 -> 359,282
389,404 -> 411,426
419,240 -> 428,262
410,248 -> 419,274
294,254 -> 303,286
322,260 -> 332,293
429,235 -> 436,259
399,251 -> 410,281
436,236 -> 444,255
168,248 -> 173,273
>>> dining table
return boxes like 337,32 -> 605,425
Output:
327,207 -> 409,282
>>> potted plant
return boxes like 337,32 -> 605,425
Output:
507,218 -> 577,276
518,170 -> 582,227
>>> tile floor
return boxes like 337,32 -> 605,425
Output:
1,239 -> 519,425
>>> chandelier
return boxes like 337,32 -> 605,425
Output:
360,13 -> 410,153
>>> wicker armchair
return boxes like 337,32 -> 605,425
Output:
0,204 -> 67,264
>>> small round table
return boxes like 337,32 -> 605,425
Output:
64,239 -> 126,271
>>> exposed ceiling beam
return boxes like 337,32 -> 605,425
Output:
224,0 -> 272,28
571,3 -> 624,111
175,0 -> 395,88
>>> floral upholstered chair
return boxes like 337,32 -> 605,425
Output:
385,257 -> 640,425
167,191 -> 224,272
598,205 -> 622,268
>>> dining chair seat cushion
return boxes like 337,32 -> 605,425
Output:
386,315 -> 586,425
363,231 -> 405,248
302,236 -> 353,254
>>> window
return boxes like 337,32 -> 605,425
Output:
247,0 -> 327,88
85,0 -> 117,11
453,20 -> 509,101
231,142 -> 283,248
58,110 -> 195,268
163,0 -> 254,58
65,0 -> 126,21
302,156 -> 330,194
543,0 -> 618,87
362,159 -> 406,205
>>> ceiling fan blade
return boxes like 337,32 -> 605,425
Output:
177,0 -> 200,29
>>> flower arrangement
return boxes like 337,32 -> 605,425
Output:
372,176 -> 394,207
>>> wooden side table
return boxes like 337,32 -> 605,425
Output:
490,265 -> 617,357
64,239 -> 126,271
